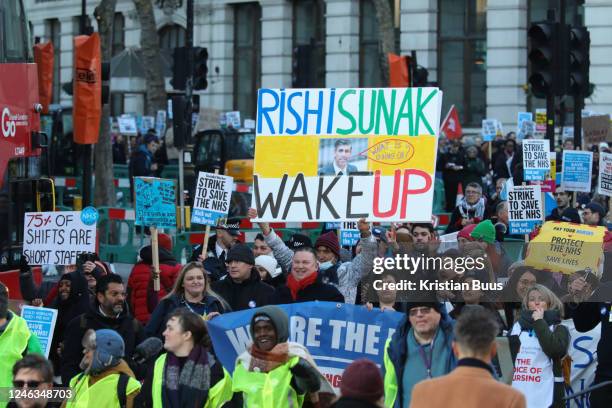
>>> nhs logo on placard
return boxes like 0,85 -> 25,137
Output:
81,207 -> 99,226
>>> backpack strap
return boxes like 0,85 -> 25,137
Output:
117,373 -> 129,408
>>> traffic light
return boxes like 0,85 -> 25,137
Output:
193,47 -> 208,90
101,61 -> 110,105
171,47 -> 189,90
172,95 -> 189,148
567,26 -> 591,97
528,21 -> 563,98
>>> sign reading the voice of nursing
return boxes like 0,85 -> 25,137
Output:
21,306 -> 57,358
191,172 -> 233,226
207,302 -> 403,390
561,150 -> 593,193
252,88 -> 443,222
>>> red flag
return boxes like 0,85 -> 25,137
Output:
441,105 -> 462,139
388,53 -> 409,87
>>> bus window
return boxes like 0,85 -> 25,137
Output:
0,0 -> 29,63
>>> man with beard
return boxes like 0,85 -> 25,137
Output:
546,189 -> 572,221
60,274 -> 145,385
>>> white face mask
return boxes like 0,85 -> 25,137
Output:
319,261 -> 334,271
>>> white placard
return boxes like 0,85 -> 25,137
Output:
508,185 -> 543,235
191,172 -> 234,226
598,151 -> 612,197
22,211 -> 97,265
522,139 -> 550,181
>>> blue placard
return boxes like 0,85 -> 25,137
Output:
325,222 -> 342,229
191,208 -> 227,226
561,151 -> 593,193
21,306 -> 58,359
134,177 -> 177,228
80,206 -> 99,226
207,302 -> 403,379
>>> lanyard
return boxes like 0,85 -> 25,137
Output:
183,298 -> 207,317
417,341 -> 435,378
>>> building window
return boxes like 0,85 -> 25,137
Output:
112,13 -> 125,57
360,0 -> 382,87
45,18 -> 61,103
293,0 -> 325,88
438,0 -> 486,126
233,3 -> 261,119
159,24 -> 186,50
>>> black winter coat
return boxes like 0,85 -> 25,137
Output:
60,304 -> 146,385
273,273 -> 345,304
211,268 -> 275,311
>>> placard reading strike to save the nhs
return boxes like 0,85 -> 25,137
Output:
22,211 -> 97,265
252,88 -> 443,222
191,172 -> 234,226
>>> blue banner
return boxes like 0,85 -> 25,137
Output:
207,302 -> 403,389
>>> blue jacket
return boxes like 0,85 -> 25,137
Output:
384,306 -> 457,408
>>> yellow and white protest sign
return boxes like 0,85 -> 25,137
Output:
252,87 -> 443,222
525,221 -> 606,274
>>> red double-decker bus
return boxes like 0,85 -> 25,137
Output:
0,0 -> 54,293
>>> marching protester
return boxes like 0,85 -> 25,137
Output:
61,274 -> 146,385
10,355 -> 59,408
410,306 -> 526,408
568,281 -> 612,407
191,219 -> 241,280
545,189 -> 572,221
437,139 -> 465,212
445,182 -> 490,233
65,329 -> 141,407
232,305 -> 334,406
141,308 -> 233,408
253,233 -> 273,257
330,359 -> 384,408
128,233 -> 182,324
509,284 -> 569,408
211,243 -> 275,311
146,262 -> 227,337
273,247 -> 344,303
383,300 -> 456,407
255,254 -> 286,288
582,202 -> 606,226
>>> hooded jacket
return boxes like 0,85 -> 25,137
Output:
211,267 -> 274,311
127,246 -> 181,324
60,303 -> 146,385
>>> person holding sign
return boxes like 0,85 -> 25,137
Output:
0,283 -> 43,408
509,284 -> 569,408
583,202 -> 606,227
145,262 -> 227,338
232,305 -> 334,407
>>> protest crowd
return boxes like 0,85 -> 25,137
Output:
3,90 -> 612,408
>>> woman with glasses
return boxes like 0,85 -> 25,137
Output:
145,262 -> 228,338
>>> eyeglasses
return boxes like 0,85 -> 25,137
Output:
409,307 -> 432,316
13,380 -> 43,388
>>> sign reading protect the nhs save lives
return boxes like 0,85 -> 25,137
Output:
252,88 -> 443,222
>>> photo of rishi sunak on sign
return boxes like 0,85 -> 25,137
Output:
252,88 -> 443,222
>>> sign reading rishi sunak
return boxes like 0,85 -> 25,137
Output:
252,87 -> 443,222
